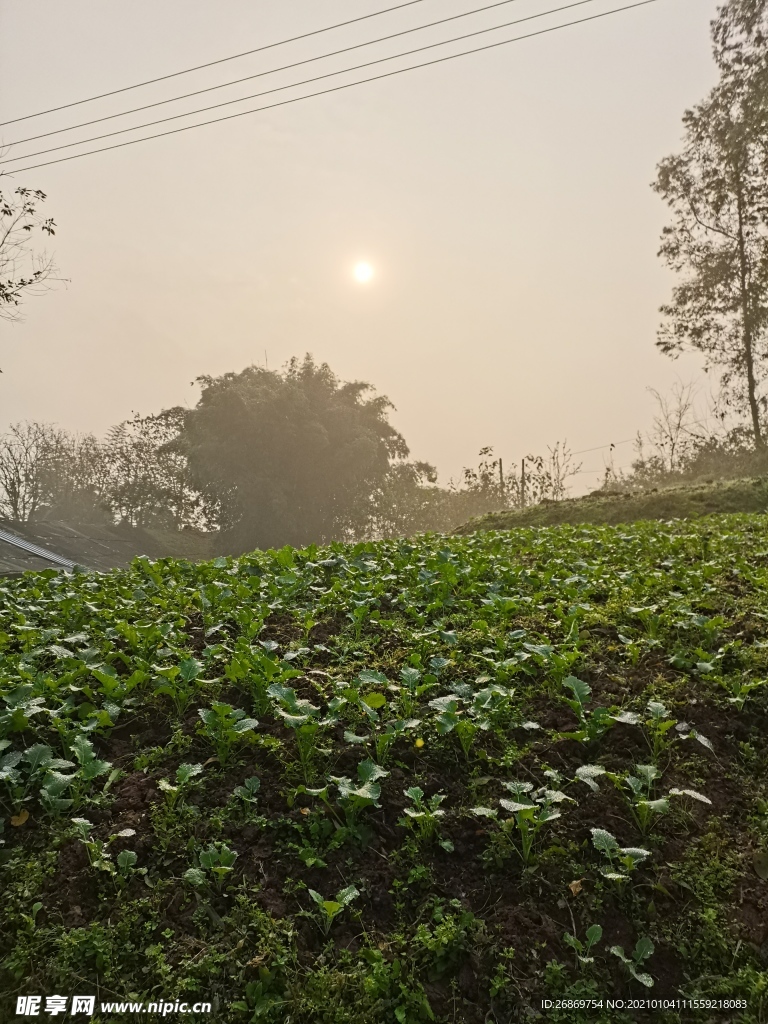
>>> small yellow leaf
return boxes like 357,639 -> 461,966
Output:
414,738 -> 425,749
568,878 -> 584,896
300,807 -> 310,815
11,809 -> 29,827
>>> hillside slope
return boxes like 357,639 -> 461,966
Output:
1,517 -> 767,1022
455,476 -> 768,533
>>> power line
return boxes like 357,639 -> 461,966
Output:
2,0 -> 664,176
1,0 -> 610,165
572,438 -> 635,455
5,0 -> 545,148
0,0 -> 435,128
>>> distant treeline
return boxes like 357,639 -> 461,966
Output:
0,356 -> 584,551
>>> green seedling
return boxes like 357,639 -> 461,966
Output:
397,666 -> 438,718
374,717 -> 421,764
590,828 -> 651,880
19,902 -> 43,935
225,639 -> 301,717
184,842 -> 238,891
608,764 -> 711,834
71,817 -> 137,879
268,683 -> 326,783
473,775 -> 573,865
615,701 -> 714,763
331,759 -> 389,828
560,676 -> 614,745
155,658 -> 203,716
197,703 -> 258,765
720,675 -> 767,710
400,786 -> 453,850
0,743 -> 76,816
429,684 -> 511,758
157,763 -> 203,808
307,885 -> 360,937
611,937 -> 655,988
610,764 -> 668,835
233,776 -> 261,807
563,923 -> 603,966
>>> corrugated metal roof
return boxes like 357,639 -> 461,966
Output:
0,519 -> 213,575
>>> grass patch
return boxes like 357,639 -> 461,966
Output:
456,476 -> 768,532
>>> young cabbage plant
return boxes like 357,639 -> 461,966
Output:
473,775 -> 573,865
155,658 -> 203,717
197,703 -> 258,766
157,763 -> 203,809
0,743 -> 76,816
233,776 -> 261,808
268,683 -> 329,783
563,923 -> 603,968
330,759 -> 389,830
560,676 -> 614,745
307,884 -> 360,937
590,828 -> 651,881
184,842 -> 238,892
399,786 -> 453,851
616,701 -> 714,763
225,639 -> 302,717
429,684 -> 512,759
71,817 -> 137,880
397,666 -> 438,718
609,764 -> 669,835
718,674 -> 766,711
611,937 -> 655,988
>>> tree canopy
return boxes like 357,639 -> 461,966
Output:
178,355 -> 411,550
654,0 -> 768,446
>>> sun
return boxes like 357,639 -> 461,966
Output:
353,261 -> 374,284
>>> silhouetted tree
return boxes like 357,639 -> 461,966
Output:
654,0 -> 768,446
178,355 -> 410,550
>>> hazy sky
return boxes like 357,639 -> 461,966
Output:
1,0 -> 720,492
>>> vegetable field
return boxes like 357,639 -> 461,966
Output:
2,515 -> 768,1023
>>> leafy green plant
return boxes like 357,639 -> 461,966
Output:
184,842 -> 238,891
397,665 -> 438,718
307,885 -> 360,936
157,763 -> 203,808
399,786 -> 453,851
719,674 -> 767,710
155,657 -> 204,716
563,923 -> 603,967
233,775 -> 261,807
71,818 -> 138,880
331,759 -> 389,829
610,764 -> 669,834
610,937 -> 655,988
560,676 -> 614,745
615,700 -> 714,762
197,703 -> 258,765
268,683 -> 325,783
473,774 -> 572,865
590,828 -> 650,880
225,639 -> 301,717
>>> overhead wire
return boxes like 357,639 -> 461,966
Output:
572,438 -> 634,455
0,0 -> 437,127
2,0 -> 664,175
1,0 -> 617,165
6,0 -> 559,148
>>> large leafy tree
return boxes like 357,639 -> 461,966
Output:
179,355 -> 411,550
653,0 -> 768,447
